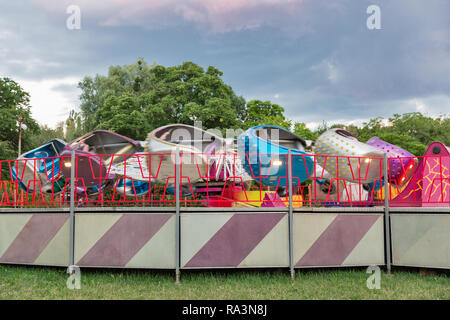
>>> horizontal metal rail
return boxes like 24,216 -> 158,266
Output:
0,153 -> 448,208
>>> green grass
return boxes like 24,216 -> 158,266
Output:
0,265 -> 448,300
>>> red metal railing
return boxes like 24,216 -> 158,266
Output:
1,153 -> 448,208
297,154 -> 384,207
388,154 -> 450,206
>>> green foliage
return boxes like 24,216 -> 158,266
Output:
32,110 -> 82,145
78,59 -> 246,134
64,110 -> 84,142
62,58 -> 450,157
389,113 -> 450,146
31,124 -> 65,147
244,100 -> 291,130
0,77 -> 39,161
96,94 -> 149,140
293,122 -> 318,141
78,57 -> 155,132
325,113 -> 450,156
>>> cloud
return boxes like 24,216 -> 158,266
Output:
0,1 -> 109,80
305,118 -> 370,131
253,87 -> 450,128
390,95 -> 450,118
307,1 -> 450,102
29,0 -> 307,33
17,77 -> 81,128
1,0 -> 449,130
310,58 -> 340,84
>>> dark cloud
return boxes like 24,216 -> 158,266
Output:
0,0 -> 448,128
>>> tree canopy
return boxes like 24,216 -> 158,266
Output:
293,122 -> 318,141
78,59 -> 246,139
74,58 -> 450,156
2,59 -> 449,162
0,77 -> 39,161
243,100 -> 291,130
330,113 -> 450,156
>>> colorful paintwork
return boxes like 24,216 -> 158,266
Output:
313,129 -> 385,184
372,182 -> 406,201
208,152 -> 253,183
60,130 -> 140,195
391,142 -> 450,207
366,136 -> 417,186
11,139 -> 66,195
115,179 -> 150,197
109,152 -> 152,197
238,125 -> 314,187
234,190 -> 269,206
146,124 -> 225,184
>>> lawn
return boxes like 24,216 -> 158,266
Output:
0,265 -> 448,300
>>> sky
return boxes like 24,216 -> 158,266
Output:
0,0 -> 449,130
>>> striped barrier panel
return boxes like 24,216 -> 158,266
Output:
2,208 -> 449,270
75,212 -> 175,268
0,212 -> 70,266
293,213 -> 385,268
391,213 -> 450,269
181,212 -> 289,268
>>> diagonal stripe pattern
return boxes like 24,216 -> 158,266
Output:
185,213 -> 285,267
391,214 -> 450,268
296,215 -> 380,266
77,214 -> 171,266
0,214 -> 69,263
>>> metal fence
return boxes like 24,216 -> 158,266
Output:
1,152 -> 449,208
388,154 -> 450,206
1,151 -> 449,275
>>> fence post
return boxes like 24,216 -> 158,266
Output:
69,150 -> 76,268
174,151 -> 181,285
383,153 -> 392,274
287,150 -> 295,280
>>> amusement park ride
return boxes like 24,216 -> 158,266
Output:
6,123 -> 450,208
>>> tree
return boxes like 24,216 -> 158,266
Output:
140,63 -> 244,131
77,58 -> 449,157
95,94 -> 149,140
313,113 -> 449,156
0,77 -> 39,161
78,57 -> 156,132
349,113 -> 449,155
31,124 -> 65,147
388,113 -> 449,147
305,112 -> 450,156
244,100 -> 291,130
293,122 -> 318,141
78,59 -> 246,135
65,109 -> 83,141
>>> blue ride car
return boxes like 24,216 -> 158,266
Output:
237,125 -> 314,187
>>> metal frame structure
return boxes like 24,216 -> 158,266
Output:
0,152 -> 449,282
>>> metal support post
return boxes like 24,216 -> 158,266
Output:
175,151 -> 181,285
287,150 -> 295,280
383,153 -> 392,274
69,150 -> 76,268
